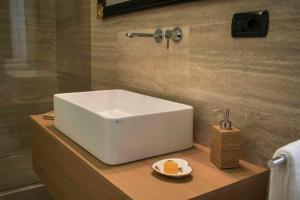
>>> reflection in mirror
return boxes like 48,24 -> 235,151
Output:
98,0 -> 184,18
106,0 -> 128,6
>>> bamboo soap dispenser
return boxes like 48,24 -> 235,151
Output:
210,109 -> 240,169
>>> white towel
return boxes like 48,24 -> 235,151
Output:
269,139 -> 300,200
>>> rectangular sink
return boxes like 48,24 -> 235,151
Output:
54,89 -> 193,165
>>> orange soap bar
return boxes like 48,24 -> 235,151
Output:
163,160 -> 179,174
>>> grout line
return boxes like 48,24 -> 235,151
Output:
0,182 -> 44,197
0,153 -> 31,160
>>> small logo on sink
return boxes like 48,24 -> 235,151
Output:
114,120 -> 124,123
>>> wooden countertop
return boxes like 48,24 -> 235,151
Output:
31,115 -> 269,200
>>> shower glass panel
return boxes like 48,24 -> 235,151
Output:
0,0 -> 91,197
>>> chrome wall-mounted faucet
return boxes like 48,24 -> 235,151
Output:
126,28 -> 163,43
125,27 -> 183,49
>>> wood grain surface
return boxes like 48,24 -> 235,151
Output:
31,114 -> 269,200
210,125 -> 240,169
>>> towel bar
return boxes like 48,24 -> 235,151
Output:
267,154 -> 287,168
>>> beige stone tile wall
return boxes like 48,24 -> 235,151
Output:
56,0 -> 91,92
91,0 -> 300,166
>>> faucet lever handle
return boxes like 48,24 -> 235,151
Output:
165,30 -> 171,49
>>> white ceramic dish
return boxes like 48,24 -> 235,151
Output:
54,89 -> 193,165
152,158 -> 192,177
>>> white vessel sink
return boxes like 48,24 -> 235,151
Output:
54,89 -> 193,165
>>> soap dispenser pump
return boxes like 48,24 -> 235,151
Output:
210,109 -> 240,169
214,109 -> 231,130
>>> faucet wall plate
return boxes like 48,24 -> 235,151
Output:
154,28 -> 163,43
172,27 -> 183,42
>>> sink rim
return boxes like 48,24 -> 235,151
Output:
54,89 -> 193,120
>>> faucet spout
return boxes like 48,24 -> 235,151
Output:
126,32 -> 154,38
125,28 -> 163,43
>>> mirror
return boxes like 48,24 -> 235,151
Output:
97,0 -> 184,18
